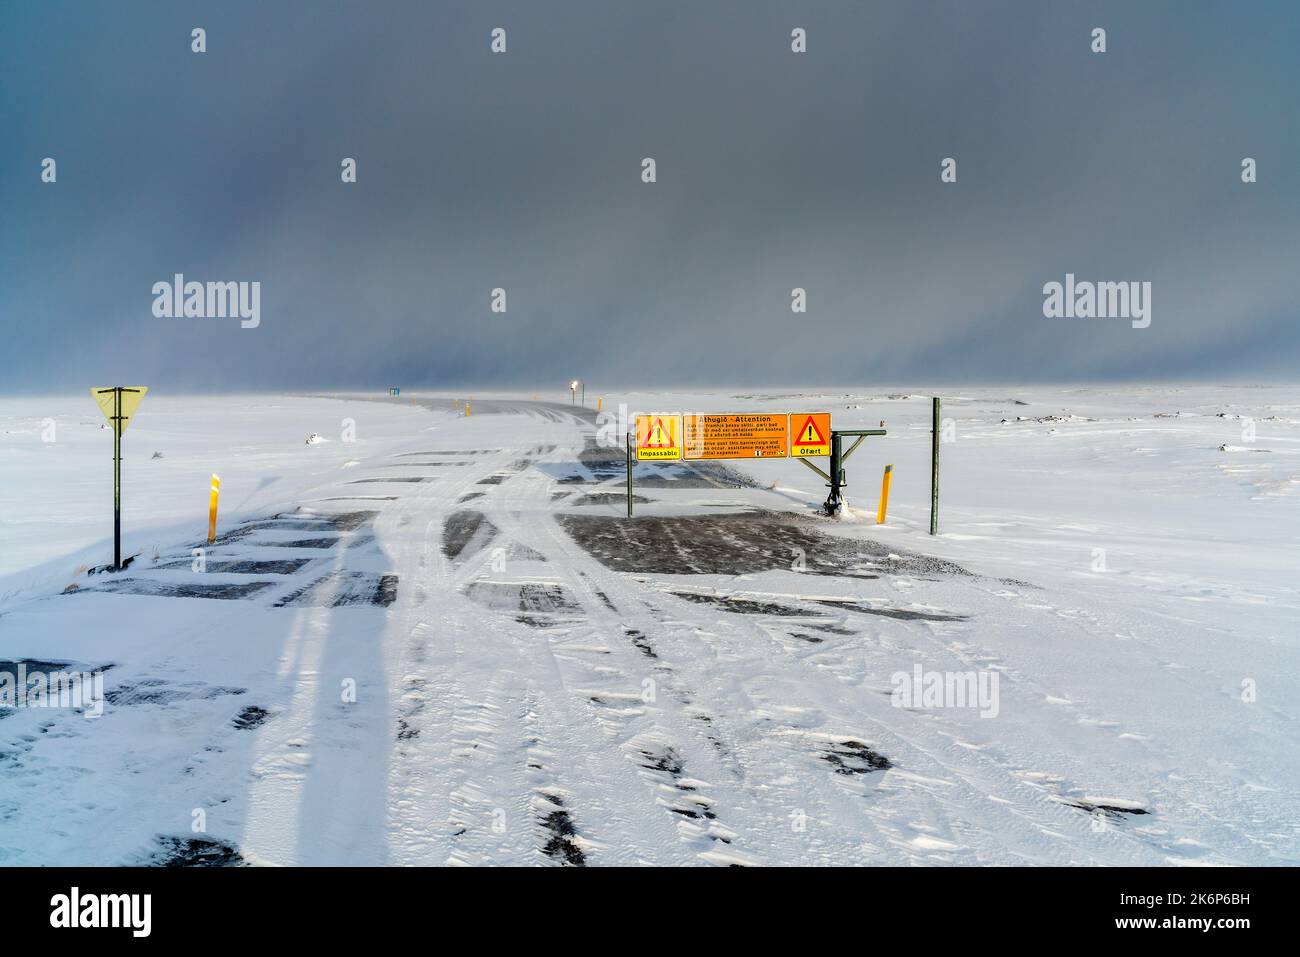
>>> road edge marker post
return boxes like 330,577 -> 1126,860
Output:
208,474 -> 221,544
930,397 -> 940,535
877,464 -> 893,525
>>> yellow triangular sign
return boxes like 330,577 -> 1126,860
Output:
91,386 -> 148,435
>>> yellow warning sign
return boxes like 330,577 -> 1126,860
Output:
683,413 -> 788,460
90,386 -> 148,435
790,413 -> 831,456
635,414 -> 682,461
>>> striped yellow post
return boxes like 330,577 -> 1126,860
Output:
207,474 -> 220,544
876,465 -> 893,525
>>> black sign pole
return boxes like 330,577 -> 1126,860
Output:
113,386 -> 122,570
822,429 -> 887,517
930,397 -> 940,535
823,432 -> 843,516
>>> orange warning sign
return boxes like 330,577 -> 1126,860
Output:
635,414 -> 682,461
683,413 -> 788,460
790,413 -> 831,456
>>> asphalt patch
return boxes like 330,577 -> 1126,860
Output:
558,510 -> 968,578
82,580 -> 278,600
464,581 -> 581,615
106,679 -> 246,707
273,571 -> 398,608
569,491 -> 653,507
231,705 -> 272,729
442,510 -> 498,561
671,591 -> 820,617
157,558 -> 316,575
394,450 -> 498,457
140,835 -> 247,867
537,794 -> 586,866
809,598 -> 968,622
625,628 -> 657,658
241,510 -> 376,532
821,739 -> 892,775
1062,799 -> 1150,819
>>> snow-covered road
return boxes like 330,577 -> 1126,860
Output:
0,388 -> 1296,865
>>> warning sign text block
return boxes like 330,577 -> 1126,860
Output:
684,413 -> 788,460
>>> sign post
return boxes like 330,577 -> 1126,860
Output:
114,390 -> 121,567
930,397 -> 940,535
816,428 -> 885,516
827,432 -> 843,513
90,386 -> 148,570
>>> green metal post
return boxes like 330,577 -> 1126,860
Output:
823,432 -> 843,516
114,387 -> 122,569
930,396 -> 940,535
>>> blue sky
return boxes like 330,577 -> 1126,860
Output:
2,1 -> 1297,391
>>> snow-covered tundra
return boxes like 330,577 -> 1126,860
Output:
0,386 -> 1295,866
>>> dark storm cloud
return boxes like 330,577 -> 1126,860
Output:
2,0 -> 1297,392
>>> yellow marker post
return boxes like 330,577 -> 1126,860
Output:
465,402 -> 471,417
877,465 -> 893,524
207,474 -> 220,544
597,397 -> 603,413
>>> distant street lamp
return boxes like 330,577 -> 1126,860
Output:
570,380 -> 579,405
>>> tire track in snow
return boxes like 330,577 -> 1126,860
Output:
486,443 -> 771,865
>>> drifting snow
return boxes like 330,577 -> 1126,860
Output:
0,386 -> 1296,866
